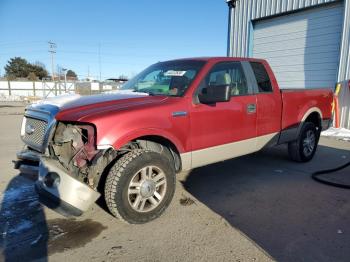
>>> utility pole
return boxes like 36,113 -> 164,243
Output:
98,42 -> 102,81
48,41 -> 57,80
62,68 -> 67,92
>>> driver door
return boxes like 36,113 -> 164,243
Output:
190,61 -> 257,168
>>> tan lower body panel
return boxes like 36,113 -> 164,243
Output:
180,133 -> 278,171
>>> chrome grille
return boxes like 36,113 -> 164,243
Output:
22,117 -> 48,150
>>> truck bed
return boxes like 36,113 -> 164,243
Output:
280,88 -> 333,131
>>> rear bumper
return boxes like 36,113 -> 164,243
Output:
36,157 -> 100,215
322,118 -> 332,131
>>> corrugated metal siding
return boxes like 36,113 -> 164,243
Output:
253,3 -> 343,89
228,0 -> 350,82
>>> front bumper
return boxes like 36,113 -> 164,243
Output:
35,182 -> 84,217
36,157 -> 100,216
14,148 -> 41,176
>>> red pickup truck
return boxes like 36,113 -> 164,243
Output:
17,57 -> 333,224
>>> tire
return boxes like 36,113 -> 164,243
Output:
104,149 -> 176,224
288,122 -> 319,162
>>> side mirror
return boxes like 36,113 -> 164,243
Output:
198,85 -> 231,104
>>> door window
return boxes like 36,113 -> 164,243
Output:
198,62 -> 249,97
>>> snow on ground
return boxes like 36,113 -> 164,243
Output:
0,94 -> 26,101
321,127 -> 350,141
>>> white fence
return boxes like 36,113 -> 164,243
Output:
0,80 -> 121,101
0,81 -> 75,99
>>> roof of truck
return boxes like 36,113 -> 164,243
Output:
162,57 -> 267,63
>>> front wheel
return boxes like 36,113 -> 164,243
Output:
288,122 -> 319,162
104,149 -> 175,224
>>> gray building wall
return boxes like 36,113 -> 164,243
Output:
227,0 -> 350,82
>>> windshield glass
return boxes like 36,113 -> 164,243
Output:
121,60 -> 206,96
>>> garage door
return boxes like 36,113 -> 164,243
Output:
252,3 -> 344,89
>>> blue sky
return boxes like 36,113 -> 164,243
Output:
0,0 -> 228,80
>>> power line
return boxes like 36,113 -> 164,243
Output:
0,41 -> 45,47
0,49 -> 171,59
98,42 -> 102,81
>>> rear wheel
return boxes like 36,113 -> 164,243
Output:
104,149 -> 175,224
288,122 -> 319,162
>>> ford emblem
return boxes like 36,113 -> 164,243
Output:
25,124 -> 35,135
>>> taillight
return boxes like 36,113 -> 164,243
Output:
335,83 -> 342,95
333,83 -> 342,128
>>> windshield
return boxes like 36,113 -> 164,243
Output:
121,60 -> 206,96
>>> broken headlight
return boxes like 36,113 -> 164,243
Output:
51,122 -> 98,169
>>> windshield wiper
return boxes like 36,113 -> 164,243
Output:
132,90 -> 156,96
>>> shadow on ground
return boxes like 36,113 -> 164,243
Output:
0,174 -> 48,261
182,144 -> 350,262
0,173 -> 107,261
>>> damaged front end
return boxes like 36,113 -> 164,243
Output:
36,122 -> 118,215
52,123 -> 98,186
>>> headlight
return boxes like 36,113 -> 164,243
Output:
52,122 -> 98,168
20,117 -> 27,137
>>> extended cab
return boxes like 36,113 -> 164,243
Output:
16,57 -> 333,223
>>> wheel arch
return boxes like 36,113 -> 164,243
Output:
96,132 -> 184,198
111,129 -> 185,153
299,107 -> 322,134
134,135 -> 182,173
301,107 -> 322,129
292,107 -> 322,145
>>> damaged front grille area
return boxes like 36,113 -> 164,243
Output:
52,123 -> 97,179
50,122 -> 118,189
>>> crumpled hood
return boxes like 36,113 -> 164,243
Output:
29,90 -> 167,122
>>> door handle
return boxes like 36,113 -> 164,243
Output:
172,111 -> 188,117
247,104 -> 256,114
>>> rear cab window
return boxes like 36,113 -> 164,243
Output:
250,62 -> 273,93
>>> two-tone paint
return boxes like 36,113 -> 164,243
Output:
54,57 -> 333,171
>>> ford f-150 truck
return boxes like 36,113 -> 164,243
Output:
16,57 -> 333,224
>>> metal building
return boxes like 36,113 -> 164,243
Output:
227,0 -> 350,90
